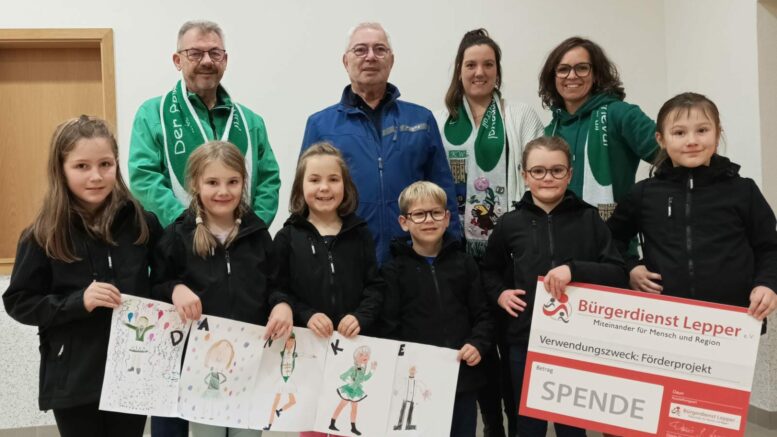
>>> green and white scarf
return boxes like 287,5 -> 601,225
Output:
160,79 -> 253,205
443,93 -> 506,257
553,104 -> 615,219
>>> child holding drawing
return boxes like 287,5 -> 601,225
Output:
3,116 -> 161,437
272,142 -> 385,436
380,181 -> 494,437
151,140 -> 292,437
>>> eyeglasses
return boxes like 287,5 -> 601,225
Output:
178,48 -> 227,63
404,208 -> 447,224
555,62 -> 592,78
526,165 -> 569,180
348,44 -> 391,59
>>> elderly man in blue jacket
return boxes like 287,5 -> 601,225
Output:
301,22 -> 461,265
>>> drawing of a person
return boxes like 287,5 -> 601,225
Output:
329,345 -> 376,436
202,339 -> 234,419
124,315 -> 155,374
263,333 -> 300,431
393,365 -> 431,431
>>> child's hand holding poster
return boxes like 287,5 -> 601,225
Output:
100,297 -> 463,435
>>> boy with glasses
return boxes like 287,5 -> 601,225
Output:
480,136 -> 627,437
380,181 -> 493,437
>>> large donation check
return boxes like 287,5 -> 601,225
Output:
519,280 -> 762,436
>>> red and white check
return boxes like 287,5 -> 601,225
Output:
519,280 -> 762,436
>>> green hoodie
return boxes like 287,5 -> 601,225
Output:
545,93 -> 658,205
128,87 -> 280,227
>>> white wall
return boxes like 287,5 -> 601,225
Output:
0,0 -> 666,233
664,0 -> 763,183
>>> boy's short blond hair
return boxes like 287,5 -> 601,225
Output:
398,181 -> 447,213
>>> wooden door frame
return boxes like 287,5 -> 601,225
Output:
0,28 -> 116,274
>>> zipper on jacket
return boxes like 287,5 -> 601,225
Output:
378,156 -> 386,254
685,173 -> 695,296
429,265 -> 444,312
326,242 -> 339,315
428,263 -> 449,344
547,215 -> 556,268
327,245 -> 337,311
225,249 -> 232,275
308,236 -> 317,255
106,247 -> 116,284
531,219 -> 539,254
667,197 -> 673,218
83,241 -> 99,281
327,251 -> 336,282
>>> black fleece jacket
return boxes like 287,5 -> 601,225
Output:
607,154 -> 777,307
151,210 -> 287,325
481,191 -> 627,344
271,213 -> 384,334
380,236 -> 494,393
3,203 -> 161,410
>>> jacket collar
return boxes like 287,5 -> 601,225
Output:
654,153 -> 740,186
339,83 -> 401,113
284,213 -> 366,236
177,209 -> 267,239
551,92 -> 619,124
515,190 -> 595,215
389,234 -> 462,260
187,84 -> 232,112
70,199 -> 136,234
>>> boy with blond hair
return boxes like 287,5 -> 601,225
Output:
381,181 -> 493,437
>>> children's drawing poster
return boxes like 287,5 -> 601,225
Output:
99,294 -> 190,416
313,333 -> 399,436
254,328 -> 328,432
387,342 -> 460,436
100,299 -> 463,434
177,315 -> 266,429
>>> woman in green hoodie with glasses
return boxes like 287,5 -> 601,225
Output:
539,36 -> 658,220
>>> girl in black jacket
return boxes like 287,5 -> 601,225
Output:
3,116 -> 161,437
481,136 -> 626,437
150,141 -> 292,437
273,143 -> 383,340
607,92 -> 777,320
274,143 -> 384,436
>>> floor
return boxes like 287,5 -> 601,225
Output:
0,417 -> 774,436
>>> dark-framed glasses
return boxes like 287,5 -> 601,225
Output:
349,44 -> 391,59
178,48 -> 227,63
527,165 -> 569,180
555,62 -> 592,78
404,208 -> 447,224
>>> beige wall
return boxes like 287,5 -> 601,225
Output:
756,0 -> 777,413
